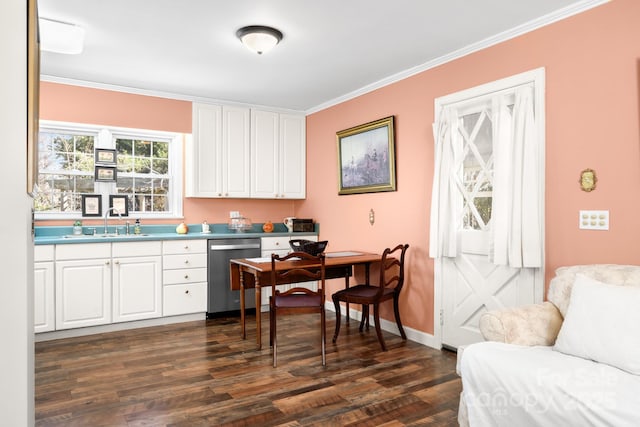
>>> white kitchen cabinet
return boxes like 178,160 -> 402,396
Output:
187,103 -> 250,198
251,110 -> 306,199
34,245 -> 54,333
55,243 -> 111,330
259,235 -> 318,307
112,241 -> 162,323
162,239 -> 207,316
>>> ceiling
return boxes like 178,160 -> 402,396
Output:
38,0 -> 604,113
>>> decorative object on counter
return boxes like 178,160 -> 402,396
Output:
81,194 -> 102,217
337,116 -> 396,195
109,195 -> 128,216
579,168 -> 597,192
202,220 -> 210,233
228,216 -> 253,232
134,218 -> 141,235
283,217 -> 295,233
289,239 -> 328,256
72,221 -> 82,235
262,221 -> 274,233
292,218 -> 314,232
176,222 -> 189,234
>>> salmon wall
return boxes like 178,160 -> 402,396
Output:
298,0 -> 640,335
38,82 -> 296,226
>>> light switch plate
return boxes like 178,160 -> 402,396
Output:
579,210 -> 609,230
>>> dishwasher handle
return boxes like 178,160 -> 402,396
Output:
210,243 -> 261,251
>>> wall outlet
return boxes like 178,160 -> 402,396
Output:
579,210 -> 609,230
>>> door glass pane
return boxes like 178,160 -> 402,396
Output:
459,109 -> 493,230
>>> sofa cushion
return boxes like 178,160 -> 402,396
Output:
479,301 -> 562,346
547,264 -> 640,317
553,274 -> 640,375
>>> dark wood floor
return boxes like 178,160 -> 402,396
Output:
35,313 -> 461,426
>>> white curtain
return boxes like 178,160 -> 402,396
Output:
429,84 -> 542,268
429,106 -> 462,258
490,85 -> 542,268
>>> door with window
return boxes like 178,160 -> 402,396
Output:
431,69 -> 545,349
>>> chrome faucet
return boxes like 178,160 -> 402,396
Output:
104,207 -> 122,235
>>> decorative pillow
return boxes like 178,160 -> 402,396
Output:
553,274 -> 640,375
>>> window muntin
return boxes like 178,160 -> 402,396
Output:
34,121 -> 183,220
35,130 -> 96,213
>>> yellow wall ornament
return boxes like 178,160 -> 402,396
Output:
579,168 -> 597,192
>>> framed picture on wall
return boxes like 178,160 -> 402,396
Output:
81,194 -> 102,217
95,165 -> 117,182
337,116 -> 396,195
95,148 -> 117,166
109,195 -> 129,216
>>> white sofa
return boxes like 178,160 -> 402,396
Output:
457,264 -> 640,427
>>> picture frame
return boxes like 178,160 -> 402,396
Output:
337,116 -> 396,195
95,148 -> 117,166
109,195 -> 129,217
81,194 -> 102,217
95,165 -> 117,182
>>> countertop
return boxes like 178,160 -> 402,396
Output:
34,223 -> 319,245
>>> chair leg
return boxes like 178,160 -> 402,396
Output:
393,294 -> 407,340
272,309 -> 278,368
359,304 -> 369,331
321,308 -> 326,366
373,303 -> 387,351
332,294 -> 342,343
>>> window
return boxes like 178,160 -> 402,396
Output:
35,121 -> 183,220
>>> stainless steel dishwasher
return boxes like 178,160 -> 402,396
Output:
207,238 -> 260,317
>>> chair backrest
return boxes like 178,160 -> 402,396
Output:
270,251 -> 326,293
375,244 -> 409,297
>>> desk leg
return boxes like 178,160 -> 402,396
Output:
240,270 -> 246,339
344,275 -> 350,324
255,276 -> 262,349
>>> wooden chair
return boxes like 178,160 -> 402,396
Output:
269,251 -> 327,367
332,244 -> 409,351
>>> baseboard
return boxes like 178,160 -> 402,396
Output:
34,313 -> 206,342
324,302 -> 440,350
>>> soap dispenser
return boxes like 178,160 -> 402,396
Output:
134,218 -> 141,235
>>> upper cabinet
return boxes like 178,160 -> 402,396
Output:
251,110 -> 306,199
187,103 -> 250,198
187,103 -> 305,199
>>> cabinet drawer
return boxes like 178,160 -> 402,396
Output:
163,253 -> 207,269
261,235 -> 317,251
163,239 -> 206,255
34,245 -> 54,262
163,267 -> 207,285
113,241 -> 162,257
56,243 -> 111,260
163,282 -> 207,316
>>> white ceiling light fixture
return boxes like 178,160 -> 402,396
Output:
39,18 -> 85,54
236,25 -> 283,55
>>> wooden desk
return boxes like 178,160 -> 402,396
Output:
230,252 -> 382,349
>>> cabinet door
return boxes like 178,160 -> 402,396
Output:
279,113 -> 306,199
222,106 -> 251,197
56,259 -> 111,330
250,109 -> 279,198
112,256 -> 162,322
34,261 -> 54,333
187,103 -> 223,197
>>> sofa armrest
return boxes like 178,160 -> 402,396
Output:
479,302 -> 563,346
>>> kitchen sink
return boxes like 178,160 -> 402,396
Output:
63,233 -> 150,239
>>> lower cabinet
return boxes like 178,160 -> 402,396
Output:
55,257 -> 111,330
162,239 -> 207,316
34,245 -> 55,333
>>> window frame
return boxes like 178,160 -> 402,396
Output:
35,120 -> 183,221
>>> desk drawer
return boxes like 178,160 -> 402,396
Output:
163,267 -> 206,285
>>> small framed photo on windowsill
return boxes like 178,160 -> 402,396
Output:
95,165 -> 117,182
81,194 -> 102,217
109,195 -> 129,217
95,148 -> 117,166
